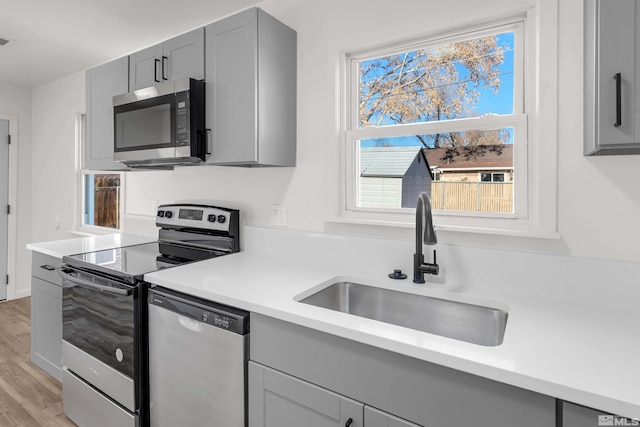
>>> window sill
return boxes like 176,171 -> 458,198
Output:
75,225 -> 123,236
326,216 -> 560,240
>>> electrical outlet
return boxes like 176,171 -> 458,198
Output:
270,205 -> 288,227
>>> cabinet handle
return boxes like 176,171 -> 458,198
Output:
154,58 -> 161,83
40,265 -> 55,271
162,56 -> 168,81
345,418 -> 353,427
614,73 -> 622,127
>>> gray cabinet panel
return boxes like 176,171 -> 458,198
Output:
249,361 -> 363,427
129,43 -> 164,90
86,57 -> 129,171
365,406 -> 421,427
206,8 -> 258,164
562,401 -> 635,427
251,314 -> 555,427
584,0 -> 640,154
163,28 -> 205,83
130,28 -> 204,91
205,7 -> 296,166
32,252 -> 62,286
31,276 -> 62,381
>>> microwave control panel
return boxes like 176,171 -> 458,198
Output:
175,91 -> 190,146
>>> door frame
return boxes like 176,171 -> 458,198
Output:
0,114 -> 19,300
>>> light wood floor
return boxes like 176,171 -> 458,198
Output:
0,297 -> 75,427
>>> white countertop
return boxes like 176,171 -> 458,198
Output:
145,250 -> 640,420
26,233 -> 154,258
27,227 -> 639,419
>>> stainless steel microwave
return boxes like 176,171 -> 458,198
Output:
113,78 -> 206,168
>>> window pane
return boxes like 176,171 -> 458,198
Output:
84,174 -> 121,229
357,129 -> 513,213
358,32 -> 514,127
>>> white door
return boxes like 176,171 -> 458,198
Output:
0,119 -> 8,300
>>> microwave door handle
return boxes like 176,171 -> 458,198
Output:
162,56 -> 168,81
57,269 -> 133,296
154,58 -> 161,83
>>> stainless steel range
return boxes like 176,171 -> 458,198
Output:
58,204 -> 240,427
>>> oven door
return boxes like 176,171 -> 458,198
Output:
60,267 -> 137,379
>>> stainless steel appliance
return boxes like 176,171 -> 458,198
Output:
58,204 -> 240,427
148,287 -> 249,427
113,78 -> 206,168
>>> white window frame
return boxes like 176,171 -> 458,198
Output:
76,113 -> 125,235
337,6 -> 559,238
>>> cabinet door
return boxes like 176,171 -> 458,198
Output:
205,8 -> 259,164
249,362 -> 363,427
31,277 -> 62,381
86,57 -> 129,171
597,0 -> 637,146
563,402 -> 636,427
162,28 -> 205,82
364,406 -> 422,427
129,43 -> 164,90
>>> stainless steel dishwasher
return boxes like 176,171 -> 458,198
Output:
147,286 -> 249,427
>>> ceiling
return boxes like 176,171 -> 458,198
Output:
0,0 -> 261,88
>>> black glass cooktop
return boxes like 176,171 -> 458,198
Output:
63,242 -> 221,284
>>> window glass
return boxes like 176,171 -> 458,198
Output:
356,127 -> 514,212
358,32 -> 514,128
84,174 -> 121,229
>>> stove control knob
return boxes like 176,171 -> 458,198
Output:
217,215 -> 226,224
157,210 -> 165,217
164,211 -> 173,219
207,214 -> 217,223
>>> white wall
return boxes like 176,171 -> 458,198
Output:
31,72 -> 84,243
25,0 -> 640,289
0,83 -> 32,298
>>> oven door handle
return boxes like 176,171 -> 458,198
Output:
57,269 -> 133,296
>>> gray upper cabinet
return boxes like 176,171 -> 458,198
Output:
205,8 -> 296,166
85,56 -> 129,171
584,0 -> 640,155
129,28 -> 205,91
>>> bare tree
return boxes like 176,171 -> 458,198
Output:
359,35 -> 507,148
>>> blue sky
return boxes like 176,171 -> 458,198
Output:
360,32 -> 515,148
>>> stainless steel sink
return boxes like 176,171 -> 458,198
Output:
299,281 -> 508,346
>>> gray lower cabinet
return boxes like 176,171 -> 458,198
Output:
30,252 -> 63,381
250,313 -> 555,427
562,401 -> 636,427
249,361 -> 364,427
364,407 -> 421,427
205,7 -> 296,166
86,56 -> 130,171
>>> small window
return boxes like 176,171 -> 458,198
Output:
480,172 -> 505,182
83,173 -> 122,229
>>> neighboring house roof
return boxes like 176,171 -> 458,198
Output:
360,146 -> 423,177
424,145 -> 513,170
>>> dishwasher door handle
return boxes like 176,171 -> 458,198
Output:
178,315 -> 203,332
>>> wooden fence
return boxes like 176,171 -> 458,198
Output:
94,175 -> 120,228
431,181 -> 513,213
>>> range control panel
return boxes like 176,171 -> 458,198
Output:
155,204 -> 239,233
